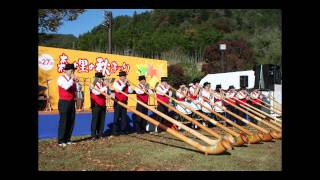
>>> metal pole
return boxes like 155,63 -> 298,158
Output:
221,50 -> 224,73
108,12 -> 112,54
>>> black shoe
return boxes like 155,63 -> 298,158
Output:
120,131 -> 128,135
112,132 -> 120,136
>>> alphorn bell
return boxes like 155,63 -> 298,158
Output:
117,90 -> 233,150
129,82 -> 234,149
97,90 -> 228,155
156,88 -> 248,146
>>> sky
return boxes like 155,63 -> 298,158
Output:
49,9 -> 152,37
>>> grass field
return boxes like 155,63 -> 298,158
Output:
38,128 -> 281,171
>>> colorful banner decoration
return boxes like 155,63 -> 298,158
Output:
38,46 -> 167,110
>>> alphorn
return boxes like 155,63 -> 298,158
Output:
234,97 -> 282,123
238,103 -> 282,123
219,93 -> 268,120
157,89 -> 248,146
129,82 -> 234,148
267,94 -> 282,105
257,94 -> 282,112
167,88 -> 263,143
212,94 -> 282,139
98,91 -> 228,155
247,98 -> 282,115
226,98 -> 282,130
117,90 -> 233,150
261,99 -> 282,113
216,94 -> 282,127
220,96 -> 282,128
170,88 -> 272,142
209,97 -> 278,140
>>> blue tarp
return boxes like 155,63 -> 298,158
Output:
38,112 -> 157,139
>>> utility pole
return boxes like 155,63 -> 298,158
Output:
104,10 -> 112,54
219,43 -> 226,73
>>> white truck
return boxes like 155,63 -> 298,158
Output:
199,70 -> 282,115
199,70 -> 255,90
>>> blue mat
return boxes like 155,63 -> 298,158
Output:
38,111 -> 156,139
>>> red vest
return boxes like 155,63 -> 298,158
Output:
176,97 -> 185,101
250,92 -> 262,105
91,83 -> 107,106
58,75 -> 76,101
115,80 -> 129,102
251,98 -> 262,105
136,84 -> 149,103
214,97 -> 222,103
156,85 -> 169,103
189,95 -> 197,100
189,86 -> 198,100
91,94 -> 106,106
237,98 -> 247,106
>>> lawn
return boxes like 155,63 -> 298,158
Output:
38,127 -> 281,171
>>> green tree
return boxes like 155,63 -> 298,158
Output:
39,9 -> 86,33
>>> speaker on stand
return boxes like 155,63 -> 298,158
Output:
240,75 -> 248,88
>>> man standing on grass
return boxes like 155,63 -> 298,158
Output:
90,72 -> 109,140
112,71 -> 133,136
57,64 -> 77,147
134,75 -> 153,134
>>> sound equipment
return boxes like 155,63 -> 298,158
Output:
240,75 -> 248,88
254,64 -> 281,90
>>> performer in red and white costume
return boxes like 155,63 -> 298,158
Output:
90,72 -> 109,140
249,88 -> 263,124
236,86 -> 249,125
212,85 -> 226,121
134,75 -> 153,134
155,77 -> 172,133
175,84 -> 192,115
225,85 -> 237,123
112,71 -> 133,136
199,82 -> 213,114
57,64 -> 77,147
188,78 -> 201,111
250,88 -> 262,109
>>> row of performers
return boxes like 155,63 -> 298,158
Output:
173,79 -> 264,128
56,64 -> 264,147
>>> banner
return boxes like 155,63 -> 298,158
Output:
38,46 -> 168,110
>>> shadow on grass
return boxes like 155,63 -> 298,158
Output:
72,136 -> 93,143
128,134 -> 201,155
146,131 -> 219,143
128,134 -> 232,156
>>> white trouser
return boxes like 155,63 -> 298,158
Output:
189,100 -> 201,111
176,101 -> 192,115
201,101 -> 213,113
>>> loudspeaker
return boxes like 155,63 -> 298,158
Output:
240,75 -> 248,88
254,64 -> 281,90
